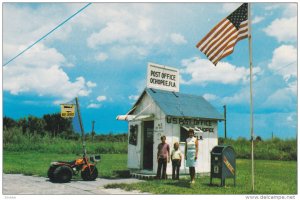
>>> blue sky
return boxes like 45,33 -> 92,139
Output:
2,3 -> 297,139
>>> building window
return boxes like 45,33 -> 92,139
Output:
180,126 -> 188,142
129,125 -> 138,145
180,126 -> 203,142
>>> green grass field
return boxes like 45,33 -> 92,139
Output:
3,151 -> 297,194
106,159 -> 297,194
3,151 -> 127,178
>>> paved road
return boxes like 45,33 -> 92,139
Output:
3,174 -> 149,195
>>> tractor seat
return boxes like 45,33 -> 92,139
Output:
57,160 -> 76,166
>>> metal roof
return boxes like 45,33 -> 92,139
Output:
131,88 -> 224,120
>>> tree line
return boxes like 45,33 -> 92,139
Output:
3,114 -> 128,142
4,114 -> 77,139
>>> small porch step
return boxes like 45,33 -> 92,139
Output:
131,173 -> 156,180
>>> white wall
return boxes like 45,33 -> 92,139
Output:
127,121 -> 142,169
163,122 -> 180,175
128,93 -> 166,172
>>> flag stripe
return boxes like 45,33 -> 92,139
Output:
203,23 -> 236,54
197,20 -> 230,50
199,20 -> 231,52
196,18 -> 227,48
209,32 -> 238,59
210,36 -> 237,62
206,28 -> 237,56
201,20 -> 233,52
202,23 -> 248,63
209,23 -> 248,61
213,34 -> 248,64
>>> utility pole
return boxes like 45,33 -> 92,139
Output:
223,105 -> 227,139
272,132 -> 274,140
91,120 -> 95,142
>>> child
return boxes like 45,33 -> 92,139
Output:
171,142 -> 182,180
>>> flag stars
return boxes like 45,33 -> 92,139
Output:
227,3 -> 248,29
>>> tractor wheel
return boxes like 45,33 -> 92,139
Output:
47,165 -> 58,182
53,165 -> 73,183
81,165 -> 98,181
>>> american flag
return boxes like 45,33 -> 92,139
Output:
196,3 -> 249,65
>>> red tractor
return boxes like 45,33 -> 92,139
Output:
47,154 -> 101,183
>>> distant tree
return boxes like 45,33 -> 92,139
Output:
18,117 -> 28,134
27,115 -> 46,134
218,137 -> 225,145
255,136 -> 263,142
3,116 -> 17,129
43,113 -> 73,137
91,131 -> 96,142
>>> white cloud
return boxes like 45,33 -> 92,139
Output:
262,81 -> 297,110
170,33 -> 187,45
87,81 -> 97,88
3,64 -> 90,99
222,90 -> 249,105
87,103 -> 101,109
109,45 -> 148,59
264,4 -> 280,11
265,3 -> 297,18
180,57 -> 261,85
268,45 -> 297,81
263,17 -> 297,42
252,16 -> 264,24
97,95 -> 107,102
129,95 -> 139,101
3,43 -> 92,101
282,3 -> 297,17
286,112 -> 297,128
83,4 -> 170,59
3,43 -> 67,68
3,4 -> 73,47
220,3 -> 242,14
87,19 -> 161,49
95,52 -> 108,62
203,93 -> 218,101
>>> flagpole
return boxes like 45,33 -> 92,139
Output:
248,3 -> 255,192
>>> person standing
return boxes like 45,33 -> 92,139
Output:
156,135 -> 170,179
171,142 -> 182,180
185,129 -> 198,184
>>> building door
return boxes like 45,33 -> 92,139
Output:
143,121 -> 154,170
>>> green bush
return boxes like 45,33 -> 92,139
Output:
219,137 -> 297,161
3,128 -> 127,154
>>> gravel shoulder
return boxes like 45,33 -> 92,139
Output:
3,174 -> 149,195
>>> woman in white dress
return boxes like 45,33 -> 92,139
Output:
185,129 -> 198,184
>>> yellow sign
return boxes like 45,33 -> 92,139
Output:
61,104 -> 75,118
223,156 -> 235,174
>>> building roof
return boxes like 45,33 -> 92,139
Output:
130,88 -> 224,120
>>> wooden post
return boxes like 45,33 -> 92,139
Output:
92,120 -> 95,142
75,97 -> 86,156
223,105 -> 227,139
248,3 -> 255,192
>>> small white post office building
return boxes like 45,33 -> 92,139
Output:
118,88 -> 223,175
